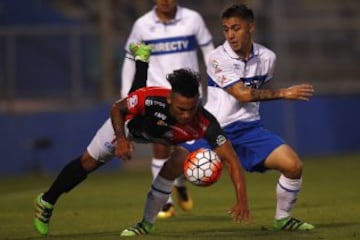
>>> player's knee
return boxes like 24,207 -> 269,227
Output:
159,146 -> 189,180
80,152 -> 101,172
284,159 -> 303,179
159,159 -> 183,180
152,143 -> 171,158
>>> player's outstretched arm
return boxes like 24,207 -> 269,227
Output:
227,82 -> 314,102
214,141 -> 251,223
110,99 -> 133,161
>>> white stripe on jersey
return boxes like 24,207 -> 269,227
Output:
204,41 -> 276,127
124,6 -> 213,88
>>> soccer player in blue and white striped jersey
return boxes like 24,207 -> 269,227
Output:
182,3 -> 315,231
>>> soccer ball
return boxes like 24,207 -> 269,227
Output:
184,148 -> 223,187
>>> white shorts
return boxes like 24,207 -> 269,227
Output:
86,118 -> 129,163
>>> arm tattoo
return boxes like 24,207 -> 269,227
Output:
249,88 -> 282,101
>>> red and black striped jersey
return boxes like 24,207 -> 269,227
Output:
125,87 -> 227,148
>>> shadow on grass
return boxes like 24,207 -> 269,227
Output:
4,230 -> 121,240
314,221 -> 360,229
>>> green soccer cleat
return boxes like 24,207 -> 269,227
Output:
120,220 -> 154,237
273,217 -> 315,231
129,43 -> 152,63
34,193 -> 54,236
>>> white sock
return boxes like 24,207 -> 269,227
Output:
143,175 -> 173,223
275,174 -> 302,220
151,158 -> 167,180
151,158 -> 173,204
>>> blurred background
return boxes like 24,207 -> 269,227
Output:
0,0 -> 359,176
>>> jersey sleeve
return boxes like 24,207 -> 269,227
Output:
201,108 -> 228,149
193,12 -> 213,47
121,56 -> 136,98
265,52 -> 276,82
126,89 -> 146,115
124,20 -> 143,55
121,19 -> 143,97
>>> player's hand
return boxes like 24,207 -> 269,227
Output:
228,202 -> 251,223
283,84 -> 314,101
115,138 -> 133,161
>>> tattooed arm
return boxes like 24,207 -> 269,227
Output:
226,81 -> 314,102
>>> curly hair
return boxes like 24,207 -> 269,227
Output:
166,68 -> 200,98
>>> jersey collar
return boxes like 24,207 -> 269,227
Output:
152,5 -> 182,25
223,41 -> 259,61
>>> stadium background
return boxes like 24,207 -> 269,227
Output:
0,0 -> 359,175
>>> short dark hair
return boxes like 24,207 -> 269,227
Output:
167,68 -> 200,98
221,3 -> 254,22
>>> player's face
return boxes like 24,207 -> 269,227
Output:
222,17 -> 254,57
167,92 -> 199,124
155,0 -> 177,14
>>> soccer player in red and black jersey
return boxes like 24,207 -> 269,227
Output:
33,44 -> 250,237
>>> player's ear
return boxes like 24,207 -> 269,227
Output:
167,94 -> 172,104
249,22 -> 255,33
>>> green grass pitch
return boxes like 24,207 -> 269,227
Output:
1,154 -> 359,240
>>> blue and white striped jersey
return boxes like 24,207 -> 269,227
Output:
205,41 -> 276,127
121,6 -> 213,97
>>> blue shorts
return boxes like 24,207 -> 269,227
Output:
181,120 -> 284,173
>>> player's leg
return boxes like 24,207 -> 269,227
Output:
34,118 -> 116,236
152,145 -> 193,217
128,43 -> 152,93
264,144 -> 315,231
224,122 -> 314,231
40,152 -> 101,204
151,143 -> 176,218
121,146 -> 188,236
171,139 -> 213,213
173,174 -> 193,211
34,151 -> 101,236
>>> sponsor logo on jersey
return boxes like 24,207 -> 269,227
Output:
211,60 -> 223,74
153,100 -> 166,108
233,63 -> 241,70
127,95 -> 138,108
144,35 -> 197,55
216,135 -> 227,146
145,99 -> 153,106
154,112 -> 167,120
241,75 -> 267,89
